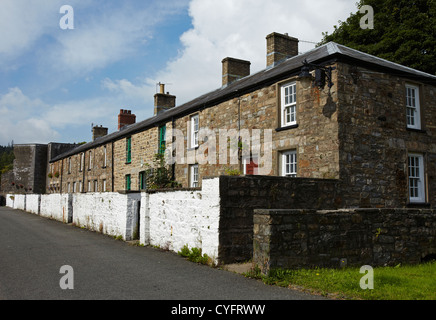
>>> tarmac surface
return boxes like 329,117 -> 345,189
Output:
0,206 -> 326,301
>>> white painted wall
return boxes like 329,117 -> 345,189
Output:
13,194 -> 26,210
6,194 -> 14,208
140,178 -> 220,263
26,194 -> 41,214
6,178 -> 221,263
40,194 -> 72,223
72,192 -> 141,240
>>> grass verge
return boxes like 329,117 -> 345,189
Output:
244,262 -> 436,300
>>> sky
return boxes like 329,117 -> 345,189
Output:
0,0 -> 359,146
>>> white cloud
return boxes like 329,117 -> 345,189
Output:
0,88 -> 58,144
0,0 -> 57,57
0,0 -> 359,145
0,87 -> 118,145
145,0 -> 358,105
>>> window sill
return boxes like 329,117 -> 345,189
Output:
407,202 -> 431,208
406,127 -> 426,134
275,124 -> 299,132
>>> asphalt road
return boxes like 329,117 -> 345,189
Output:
0,206 -> 324,301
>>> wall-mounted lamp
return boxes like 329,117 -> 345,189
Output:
298,59 -> 336,89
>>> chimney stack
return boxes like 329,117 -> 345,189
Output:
266,32 -> 299,68
154,83 -> 176,116
92,125 -> 108,141
222,57 -> 251,87
118,109 -> 136,130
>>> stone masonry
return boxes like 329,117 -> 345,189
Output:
253,208 -> 436,272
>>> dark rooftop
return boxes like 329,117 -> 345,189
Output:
50,41 -> 436,163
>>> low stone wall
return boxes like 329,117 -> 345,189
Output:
13,194 -> 26,210
26,194 -> 41,215
140,178 -> 221,263
40,194 -> 72,223
218,175 -> 341,264
6,194 -> 14,208
253,208 -> 436,273
73,192 -> 141,240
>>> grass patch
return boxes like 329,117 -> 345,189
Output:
244,262 -> 436,300
178,245 -> 211,265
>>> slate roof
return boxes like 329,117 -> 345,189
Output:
50,42 -> 436,163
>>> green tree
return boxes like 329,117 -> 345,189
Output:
0,146 -> 14,174
319,0 -> 436,75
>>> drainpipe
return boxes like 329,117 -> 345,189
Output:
237,94 -> 243,173
60,159 -> 64,194
171,116 -> 176,182
111,142 -> 115,192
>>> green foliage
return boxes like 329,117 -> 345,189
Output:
178,245 -> 210,265
224,167 -> 242,176
0,145 -> 14,174
143,150 -> 181,189
245,262 -> 436,300
319,0 -> 436,75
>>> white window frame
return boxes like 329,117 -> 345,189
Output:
190,164 -> 199,188
94,180 -> 98,192
281,150 -> 297,177
73,182 -> 77,193
67,183 -> 71,193
406,84 -> 421,130
408,153 -> 425,203
88,180 -> 92,192
89,151 -> 93,170
281,82 -> 297,127
190,114 -> 199,148
80,153 -> 84,172
102,179 -> 107,192
103,146 -> 107,168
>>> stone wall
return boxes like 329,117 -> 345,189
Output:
26,194 -> 41,215
253,208 -> 436,273
337,62 -> 436,208
218,175 -> 341,264
113,128 -> 159,192
50,143 -> 113,194
40,193 -> 72,223
72,192 -> 141,240
140,178 -> 221,263
13,194 -> 26,210
170,68 -> 339,188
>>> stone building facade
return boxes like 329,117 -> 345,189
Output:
1,143 -> 76,195
45,32 -> 435,209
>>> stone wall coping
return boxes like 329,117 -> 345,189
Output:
254,208 -> 436,215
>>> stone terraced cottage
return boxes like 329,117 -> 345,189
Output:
43,32 -> 436,209
3,32 -> 436,267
